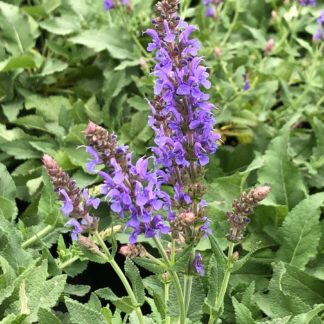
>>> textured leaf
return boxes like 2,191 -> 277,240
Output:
69,27 -> 135,59
65,297 -> 107,324
124,258 -> 145,305
277,193 -> 324,269
0,196 -> 18,222
258,132 -> 306,209
133,257 -> 166,274
288,304 -> 324,324
38,308 -> 62,324
0,163 -> 16,199
256,262 -> 324,318
232,297 -> 255,324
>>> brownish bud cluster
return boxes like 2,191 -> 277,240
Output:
42,154 -> 88,219
153,0 -> 179,37
119,244 -> 148,258
227,186 -> 271,242
84,121 -> 128,171
79,235 -> 100,254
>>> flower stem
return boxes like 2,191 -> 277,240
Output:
153,237 -> 186,324
208,242 -> 235,324
221,0 -> 240,46
21,225 -> 54,249
183,274 -> 193,316
164,282 -> 171,324
94,232 -> 145,324
58,255 -> 80,270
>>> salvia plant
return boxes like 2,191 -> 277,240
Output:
41,1 -> 273,323
1,0 -> 324,323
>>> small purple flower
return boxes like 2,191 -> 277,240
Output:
243,74 -> 250,91
299,0 -> 316,6
193,253 -> 205,276
83,189 -> 100,209
59,189 -> 73,216
86,146 -> 102,173
313,11 -> 324,41
66,218 -> 83,240
104,0 -> 114,10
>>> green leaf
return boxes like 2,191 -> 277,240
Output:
277,193 -> 324,269
232,297 -> 255,324
0,196 -> 18,221
0,2 -> 39,55
40,15 -> 81,35
288,304 -> 324,324
0,163 -> 16,199
256,262 -> 324,318
64,284 -> 91,297
65,297 -> 107,324
69,27 -> 135,59
173,243 -> 194,272
258,132 -> 307,209
38,308 -> 62,324
133,257 -> 166,274
124,258 -> 145,305
0,54 -> 36,71
208,235 -> 227,268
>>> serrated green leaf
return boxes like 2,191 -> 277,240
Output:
0,163 -> 16,199
232,297 -> 255,324
125,258 -> 145,305
288,304 -> 324,324
65,297 -> 107,324
69,27 -> 135,59
64,284 -> 91,297
38,308 -> 62,324
277,193 -> 324,269
133,257 -> 166,274
0,196 -> 18,222
208,235 -> 227,268
258,132 -> 307,209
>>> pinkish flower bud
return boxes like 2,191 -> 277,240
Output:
264,39 -> 275,55
119,244 -> 147,258
179,212 -> 196,224
214,47 -> 222,58
250,185 -> 271,202
139,57 -> 148,70
271,11 -> 278,21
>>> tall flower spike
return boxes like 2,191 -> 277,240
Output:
42,155 -> 99,240
84,121 -> 172,243
227,186 -> 271,242
147,0 -> 220,243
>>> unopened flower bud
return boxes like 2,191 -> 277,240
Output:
79,235 -> 100,254
271,11 -> 278,21
250,185 -> 271,202
139,57 -> 148,70
214,47 -> 222,57
232,251 -> 239,262
179,212 -> 196,225
119,244 -> 147,258
264,39 -> 275,55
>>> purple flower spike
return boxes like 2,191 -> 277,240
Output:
193,253 -> 205,276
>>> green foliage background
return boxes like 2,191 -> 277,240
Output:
0,0 -> 323,322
